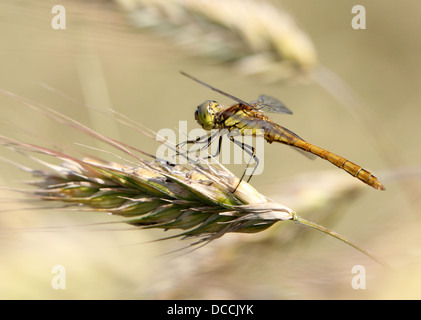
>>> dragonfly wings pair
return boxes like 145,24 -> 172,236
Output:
180,72 -> 385,191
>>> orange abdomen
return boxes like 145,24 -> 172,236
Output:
291,139 -> 385,190
265,124 -> 385,190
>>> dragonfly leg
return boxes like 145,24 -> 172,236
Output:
176,133 -> 209,152
194,131 -> 222,160
229,137 -> 259,191
176,132 -> 222,162
245,149 -> 258,182
242,144 -> 258,182
175,133 -> 207,163
198,131 -> 219,150
204,135 -> 223,159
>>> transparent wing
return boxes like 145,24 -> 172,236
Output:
250,95 -> 293,114
180,71 -> 254,108
181,71 -> 293,114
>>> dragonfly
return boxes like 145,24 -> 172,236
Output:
180,71 -> 385,191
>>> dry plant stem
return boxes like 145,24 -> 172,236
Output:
293,214 -> 387,268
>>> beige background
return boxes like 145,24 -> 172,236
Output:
0,0 -> 420,299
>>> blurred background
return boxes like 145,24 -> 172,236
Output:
0,0 -> 420,299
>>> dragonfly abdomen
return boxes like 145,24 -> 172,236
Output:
286,139 -> 385,190
218,106 -> 384,190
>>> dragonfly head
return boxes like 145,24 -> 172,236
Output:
195,100 -> 221,130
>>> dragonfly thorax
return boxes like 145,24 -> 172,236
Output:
195,100 -> 222,130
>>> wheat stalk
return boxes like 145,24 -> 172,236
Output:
0,89 -> 385,266
1,135 -> 293,244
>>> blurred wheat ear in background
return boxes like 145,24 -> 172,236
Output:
116,0 -> 318,80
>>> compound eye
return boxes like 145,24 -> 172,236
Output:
208,101 -> 218,115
